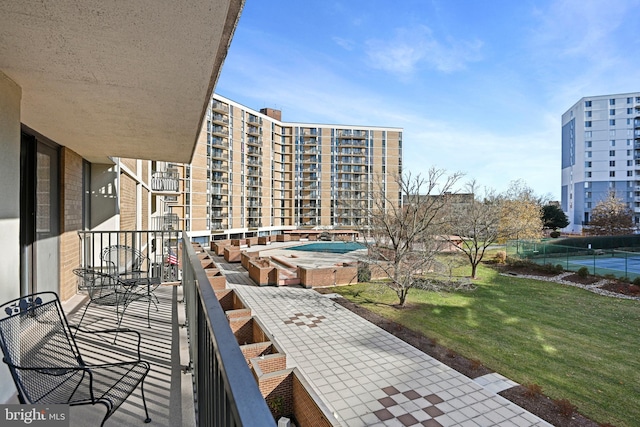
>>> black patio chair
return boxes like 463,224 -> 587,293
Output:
101,245 -> 161,327
72,268 -> 147,336
0,292 -> 151,426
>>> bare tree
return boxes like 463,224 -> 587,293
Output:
585,191 -> 635,235
364,169 -> 462,307
443,180 -> 502,279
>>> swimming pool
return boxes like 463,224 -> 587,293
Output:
286,242 -> 366,254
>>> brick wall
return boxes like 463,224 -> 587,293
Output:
59,147 -> 83,300
253,353 -> 286,375
240,342 -> 273,365
292,374 -> 334,427
119,172 -> 136,230
141,187 -> 148,230
259,371 -> 293,420
229,317 -> 254,345
298,265 -> 358,287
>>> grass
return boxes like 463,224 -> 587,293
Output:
331,262 -> 640,427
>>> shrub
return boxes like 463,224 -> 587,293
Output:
523,383 -> 543,398
577,266 -> 589,278
554,398 -> 576,417
633,277 -> 640,286
550,230 -> 561,238
357,263 -> 371,282
494,251 -> 507,264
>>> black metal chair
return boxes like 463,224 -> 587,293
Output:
101,245 -> 161,327
72,268 -> 147,335
0,292 -> 152,426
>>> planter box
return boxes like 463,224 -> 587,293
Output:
224,246 -> 242,263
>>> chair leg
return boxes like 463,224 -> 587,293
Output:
140,378 -> 152,423
73,300 -> 93,336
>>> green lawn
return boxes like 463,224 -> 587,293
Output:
331,263 -> 640,427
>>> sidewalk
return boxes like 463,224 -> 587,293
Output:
216,256 -> 552,427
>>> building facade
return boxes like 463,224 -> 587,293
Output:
153,94 -> 403,242
561,92 -> 640,233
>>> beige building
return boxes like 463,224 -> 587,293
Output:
155,94 -> 403,242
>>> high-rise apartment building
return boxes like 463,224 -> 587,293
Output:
561,92 -> 640,233
153,94 -> 403,242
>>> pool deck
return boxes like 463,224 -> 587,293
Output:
243,241 -> 369,269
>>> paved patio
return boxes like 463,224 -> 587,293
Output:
215,251 -> 552,427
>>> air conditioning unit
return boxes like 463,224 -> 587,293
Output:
277,417 -> 291,427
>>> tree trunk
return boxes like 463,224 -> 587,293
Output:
471,263 -> 478,279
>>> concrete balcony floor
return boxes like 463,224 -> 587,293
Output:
8,285 -> 194,427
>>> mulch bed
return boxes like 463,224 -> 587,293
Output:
316,288 -> 602,427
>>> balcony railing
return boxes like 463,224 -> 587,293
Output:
151,171 -> 180,192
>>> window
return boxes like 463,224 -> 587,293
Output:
586,151 -> 592,158
610,119 -> 616,126
585,161 -> 592,168
585,111 -> 592,118
585,131 -> 592,138
585,141 -> 592,148
610,150 -> 616,156
586,202 -> 592,209
628,97 -> 633,104
585,100 -> 592,107
628,139 -> 632,145
585,191 -> 592,198
610,109 -> 616,115
610,171 -> 616,177
585,121 -> 592,127
610,98 -> 616,106
628,108 -> 633,114
628,159 -> 633,165
585,171 -> 592,178
610,160 -> 615,167
585,181 -> 592,188
628,171 -> 634,177
611,140 -> 616,146
628,119 -> 632,125
637,96 -> 640,103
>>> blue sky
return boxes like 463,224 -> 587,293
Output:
216,0 -> 640,199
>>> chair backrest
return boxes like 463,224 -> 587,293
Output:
101,245 -> 147,275
73,268 -> 122,300
0,292 -> 83,403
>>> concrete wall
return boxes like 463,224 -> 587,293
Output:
0,70 -> 22,405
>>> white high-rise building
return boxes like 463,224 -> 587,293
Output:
561,92 -> 640,233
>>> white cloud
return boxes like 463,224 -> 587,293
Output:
364,25 -> 483,76
332,36 -> 355,51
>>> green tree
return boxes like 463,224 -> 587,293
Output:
585,191 -> 635,236
542,204 -> 570,230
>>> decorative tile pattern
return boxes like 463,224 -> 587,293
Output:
374,386 -> 444,426
283,313 -> 326,328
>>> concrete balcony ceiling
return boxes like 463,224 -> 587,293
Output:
0,0 -> 243,163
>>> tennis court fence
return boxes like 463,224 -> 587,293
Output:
506,239 -> 640,279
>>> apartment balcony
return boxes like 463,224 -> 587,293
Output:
247,126 -> 261,136
247,201 -> 262,208
151,170 -> 180,193
151,213 -> 182,231
339,129 -> 367,138
71,231 -> 273,426
210,199 -> 228,207
211,220 -> 229,229
247,220 -> 262,228
210,187 -> 226,196
247,136 -> 263,146
337,139 -> 366,147
247,190 -> 262,197
211,160 -> 227,171
246,209 -> 261,218
210,136 -> 229,148
211,173 -> 228,183
210,149 -> 227,160
300,130 -> 319,137
211,113 -> 229,125
211,101 -> 229,114
211,125 -> 228,137
247,167 -> 261,177
302,148 -> 319,154
247,147 -> 263,155
247,158 -> 263,167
